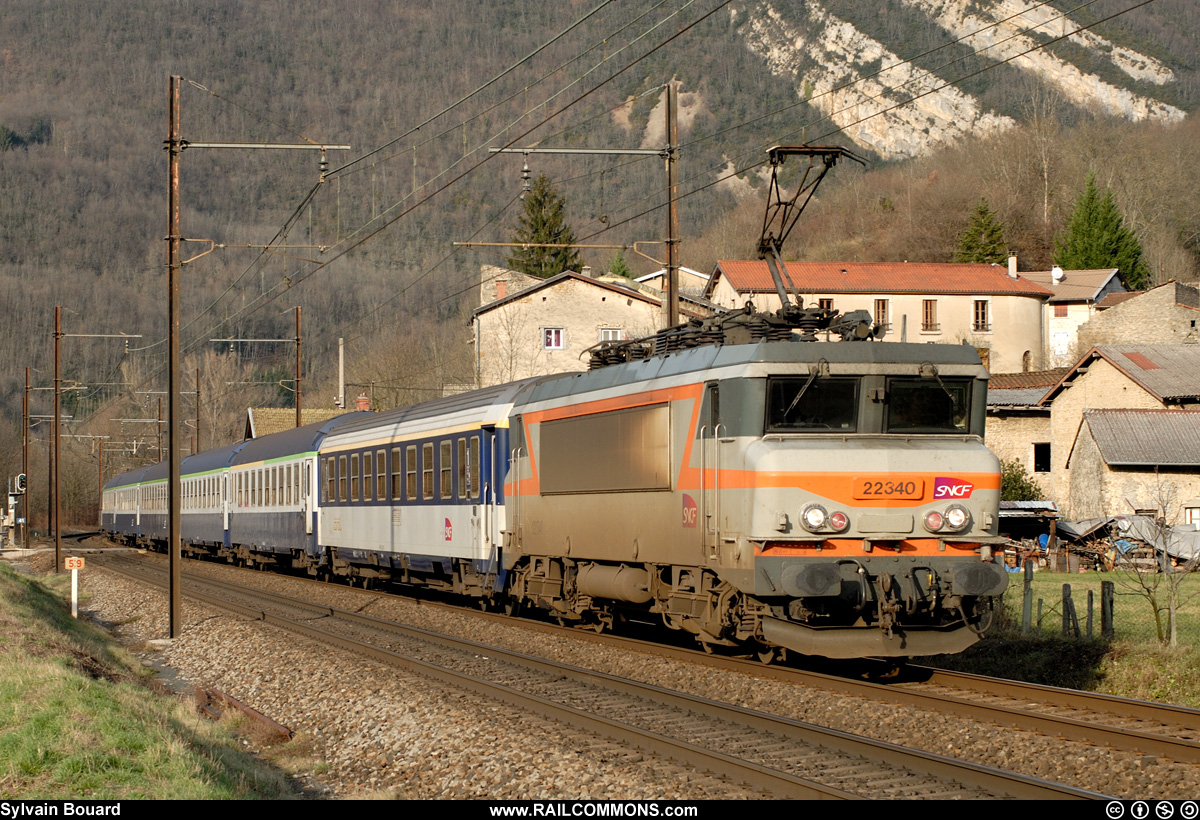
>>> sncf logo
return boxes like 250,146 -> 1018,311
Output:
682,494 -> 698,528
934,478 -> 975,499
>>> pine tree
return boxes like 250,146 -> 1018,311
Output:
507,175 -> 582,279
1054,174 -> 1150,290
608,250 -> 633,279
952,198 -> 1007,264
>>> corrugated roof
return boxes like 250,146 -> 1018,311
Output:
988,387 -> 1052,407
1043,345 -> 1200,405
1083,409 -> 1200,466
711,260 -> 1054,297
1022,268 -> 1120,303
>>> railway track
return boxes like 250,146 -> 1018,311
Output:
78,539 -> 1200,767
96,551 -> 1103,800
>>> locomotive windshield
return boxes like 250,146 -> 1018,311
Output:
766,377 -> 858,432
886,379 -> 971,433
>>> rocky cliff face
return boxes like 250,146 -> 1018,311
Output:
733,0 -> 1184,160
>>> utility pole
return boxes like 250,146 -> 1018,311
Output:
664,83 -> 680,327
22,367 -> 29,548
53,307 -> 61,572
294,306 -> 302,428
164,74 -> 346,637
167,75 -> 183,637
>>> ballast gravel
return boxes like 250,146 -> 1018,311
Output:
38,548 -> 1200,800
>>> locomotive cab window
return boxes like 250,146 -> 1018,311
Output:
885,379 -> 971,433
766,377 -> 859,432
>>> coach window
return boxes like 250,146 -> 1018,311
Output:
376,449 -> 387,500
423,443 -> 434,500
407,445 -> 418,500
363,452 -> 373,502
469,435 -> 480,500
338,456 -> 348,502
285,465 -> 292,506
457,438 -> 467,499
351,454 -> 361,501
440,441 -> 453,499
391,448 -> 403,500
326,457 -> 336,503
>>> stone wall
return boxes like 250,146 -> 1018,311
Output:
985,412 -> 1052,495
475,278 -> 661,387
1076,282 -> 1200,351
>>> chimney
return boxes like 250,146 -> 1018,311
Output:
496,279 -> 507,300
1007,254 -> 1017,279
355,392 -> 370,412
581,265 -> 593,278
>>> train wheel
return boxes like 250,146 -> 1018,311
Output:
503,598 -> 521,618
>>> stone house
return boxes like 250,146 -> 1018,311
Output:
472,270 -> 682,388
1037,345 -> 1200,517
1021,266 -> 1124,367
1076,281 -> 1200,351
984,369 -> 1068,496
1066,409 -> 1200,525
703,259 -> 1052,373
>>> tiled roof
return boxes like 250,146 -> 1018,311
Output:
1042,345 -> 1200,405
989,368 -> 1070,390
1022,268 -> 1120,303
1095,291 -> 1143,310
1082,409 -> 1200,466
711,260 -> 1054,297
246,407 -> 347,439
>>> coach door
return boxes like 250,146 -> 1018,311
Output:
475,428 -> 496,567
699,382 -> 722,561
303,459 -> 314,535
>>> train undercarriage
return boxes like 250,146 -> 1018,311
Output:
116,529 -> 1001,659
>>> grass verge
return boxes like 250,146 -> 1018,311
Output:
0,559 -> 301,799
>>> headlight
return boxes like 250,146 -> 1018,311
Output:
829,511 -> 849,532
801,504 -> 828,532
923,510 -> 945,533
944,505 -> 971,532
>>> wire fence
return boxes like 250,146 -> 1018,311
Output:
996,564 -> 1200,648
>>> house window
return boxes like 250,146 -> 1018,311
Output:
873,299 -> 889,330
543,328 -> 565,349
818,298 -> 834,312
922,299 -> 939,332
1185,507 -> 1200,528
973,299 -> 990,332
1033,443 -> 1051,473
1054,303 -> 1068,318
599,327 -> 624,342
